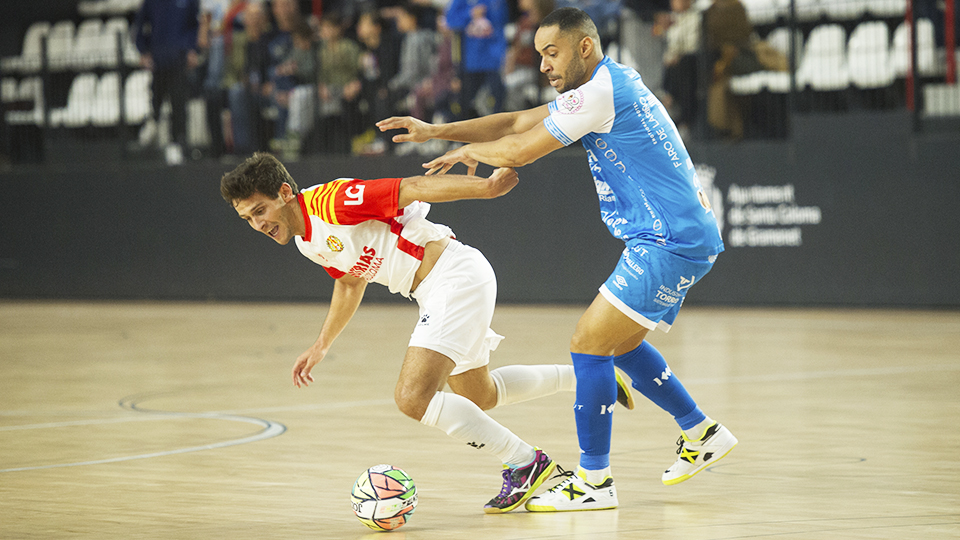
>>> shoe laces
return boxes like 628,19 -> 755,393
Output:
495,467 -> 517,498
545,465 -> 575,493
675,435 -> 686,455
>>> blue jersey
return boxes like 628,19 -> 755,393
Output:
544,56 -> 724,259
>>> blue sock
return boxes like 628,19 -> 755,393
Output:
613,341 -> 705,430
571,352 -> 618,470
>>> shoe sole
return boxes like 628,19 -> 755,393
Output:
525,501 -> 618,512
483,460 -> 558,514
662,440 -> 738,486
615,369 -> 635,410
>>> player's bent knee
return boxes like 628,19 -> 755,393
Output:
394,386 -> 431,421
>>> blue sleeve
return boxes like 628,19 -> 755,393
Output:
444,0 -> 471,31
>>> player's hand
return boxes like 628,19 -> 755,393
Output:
422,145 -> 478,176
376,116 -> 436,144
488,167 -> 519,198
292,347 -> 325,388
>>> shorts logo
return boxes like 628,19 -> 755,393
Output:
677,275 -> 695,291
614,275 -> 629,290
326,235 -> 344,252
559,89 -> 585,114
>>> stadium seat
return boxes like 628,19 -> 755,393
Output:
890,18 -> 937,77
71,18 -> 105,69
92,72 -> 121,126
866,0 -> 906,18
741,0 -> 781,25
1,78 -> 17,102
50,73 -> 98,127
101,17 -> 138,67
797,24 -> 850,90
124,69 -> 152,124
793,0 -> 822,21
1,21 -> 51,73
822,0 -> 867,21
766,27 -> 804,64
46,20 -> 76,71
923,83 -> 960,116
848,21 -> 895,88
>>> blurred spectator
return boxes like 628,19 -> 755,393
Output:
503,0 -> 553,111
387,3 -> 438,116
353,9 -> 403,154
705,0 -> 753,140
316,11 -> 363,154
270,21 -> 318,157
266,0 -> 304,133
620,0 -> 671,95
198,0 -> 242,158
446,0 -> 508,118
411,13 -> 460,123
223,1 -> 272,154
662,0 -> 701,137
132,0 -> 201,165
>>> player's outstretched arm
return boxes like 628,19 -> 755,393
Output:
293,275 -> 368,388
422,122 -> 565,175
397,167 -> 519,208
376,105 -> 550,145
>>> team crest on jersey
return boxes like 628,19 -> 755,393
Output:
326,235 -> 344,252
559,89 -> 585,114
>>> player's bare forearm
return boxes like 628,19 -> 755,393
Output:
377,105 -> 549,144
424,123 -> 565,174
294,276 -> 367,387
398,168 -> 518,207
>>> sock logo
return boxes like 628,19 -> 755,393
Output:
653,366 -> 673,387
466,441 -> 485,449
600,402 -> 616,414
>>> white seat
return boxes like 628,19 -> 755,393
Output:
741,0 -> 780,25
923,83 -> 960,116
1,78 -> 17,102
766,27 -> 804,67
71,18 -> 105,69
730,72 -> 767,95
124,69 -> 152,124
763,70 -> 792,92
822,0 -> 867,20
50,73 -> 98,127
99,17 -> 134,67
797,24 -> 850,90
866,0 -> 905,18
46,20 -> 76,71
1,21 -> 51,73
848,21 -> 895,88
92,71 -> 121,126
890,19 -> 937,77
794,0 -> 822,21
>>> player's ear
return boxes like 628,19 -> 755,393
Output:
579,36 -> 593,58
279,182 -> 296,202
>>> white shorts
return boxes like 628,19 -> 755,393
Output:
409,240 -> 504,376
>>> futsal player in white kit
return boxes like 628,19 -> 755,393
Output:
377,7 -> 738,511
219,152 -> 634,513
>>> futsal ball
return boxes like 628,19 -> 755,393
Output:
351,464 -> 418,531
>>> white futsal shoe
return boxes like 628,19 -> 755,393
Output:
662,422 -> 738,485
524,467 -> 618,512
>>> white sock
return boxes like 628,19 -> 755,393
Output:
420,391 -> 535,467
683,416 -> 715,441
489,364 -> 576,408
578,465 -> 612,486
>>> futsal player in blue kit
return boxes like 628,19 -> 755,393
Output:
377,7 -> 737,511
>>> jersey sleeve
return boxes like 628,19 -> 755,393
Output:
302,177 -> 402,225
543,68 -> 616,145
324,266 -> 346,279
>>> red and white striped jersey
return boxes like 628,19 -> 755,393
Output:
294,177 -> 454,297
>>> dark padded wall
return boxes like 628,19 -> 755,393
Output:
2,112 -> 959,306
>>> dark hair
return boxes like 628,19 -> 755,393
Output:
539,7 -> 599,42
220,152 -> 299,204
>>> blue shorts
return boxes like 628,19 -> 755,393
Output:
599,244 -> 717,333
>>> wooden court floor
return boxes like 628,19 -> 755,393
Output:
1,301 -> 958,539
